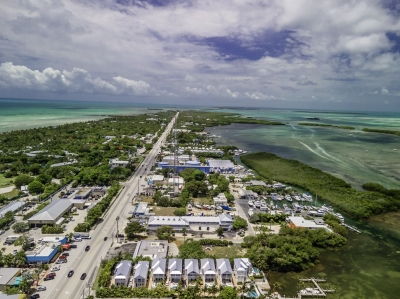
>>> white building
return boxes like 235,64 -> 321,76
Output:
147,214 -> 233,232
134,261 -> 149,287
151,258 -> 166,285
288,216 -> 331,232
184,259 -> 199,283
168,258 -> 182,283
200,258 -> 216,285
109,158 -> 130,169
234,258 -> 253,283
239,189 -> 258,200
213,193 -> 228,206
216,258 -> 233,285
114,260 -> 132,286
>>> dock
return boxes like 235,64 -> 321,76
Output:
341,223 -> 361,233
270,277 -> 335,299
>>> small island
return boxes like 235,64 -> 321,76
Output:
298,122 -> 355,130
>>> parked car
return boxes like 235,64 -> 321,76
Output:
46,273 -> 56,278
70,244 -> 78,248
62,252 -> 69,256
30,294 -> 40,299
85,245 -> 90,252
37,286 -> 46,291
51,266 -> 60,272
80,273 -> 87,280
13,250 -> 18,255
73,238 -> 82,242
55,259 -> 67,264
67,270 -> 74,277
43,276 -> 54,281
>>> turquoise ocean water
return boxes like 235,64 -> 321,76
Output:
1,99 -> 400,298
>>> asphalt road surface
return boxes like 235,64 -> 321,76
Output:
44,112 -> 178,299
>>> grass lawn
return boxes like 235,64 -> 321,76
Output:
207,245 -> 247,259
153,206 -> 176,216
192,197 -> 214,205
0,174 -> 14,188
2,188 -> 19,199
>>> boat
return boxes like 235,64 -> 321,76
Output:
248,208 -> 254,217
336,213 -> 345,222
187,204 -> 192,211
194,204 -> 202,209
254,201 -> 261,208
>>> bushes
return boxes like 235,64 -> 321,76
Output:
96,285 -> 173,298
0,211 -> 14,229
74,183 -> 120,232
42,225 -> 64,234
241,152 -> 400,219
198,239 -> 233,246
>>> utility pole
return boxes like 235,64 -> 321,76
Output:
116,216 -> 120,243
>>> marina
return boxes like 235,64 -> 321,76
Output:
270,278 -> 335,298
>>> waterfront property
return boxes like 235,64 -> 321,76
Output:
200,258 -> 216,285
207,159 -> 235,173
216,258 -> 233,285
147,214 -> 233,232
151,258 -> 167,284
168,258 -> 183,283
132,240 -> 168,259
114,260 -> 132,286
133,261 -> 149,288
239,189 -> 258,200
248,180 -> 267,187
0,201 -> 25,217
287,216 -> 331,232
184,259 -> 199,283
234,258 -> 253,283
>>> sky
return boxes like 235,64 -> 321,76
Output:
1,0 -> 400,111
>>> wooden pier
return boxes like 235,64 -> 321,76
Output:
270,277 -> 335,299
341,223 -> 361,233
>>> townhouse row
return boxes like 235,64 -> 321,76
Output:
114,258 -> 254,288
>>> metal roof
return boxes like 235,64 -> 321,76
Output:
28,199 -> 73,221
200,258 -> 216,274
0,268 -> 20,285
133,261 -> 149,280
151,258 -> 166,275
184,259 -> 199,275
216,258 -> 232,274
0,201 -> 24,217
234,258 -> 252,272
114,260 -> 132,279
207,159 -> 235,168
168,258 -> 182,274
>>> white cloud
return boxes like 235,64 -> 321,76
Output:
381,87 -> 389,95
0,62 -> 153,95
245,91 -> 276,101
185,75 -> 197,82
226,89 -> 240,98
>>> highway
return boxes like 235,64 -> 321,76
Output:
42,112 -> 178,299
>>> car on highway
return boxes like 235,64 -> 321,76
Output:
29,294 -> 40,299
104,237 -> 108,241
80,273 -> 87,280
37,286 -> 46,291
85,245 -> 90,252
67,270 -> 74,277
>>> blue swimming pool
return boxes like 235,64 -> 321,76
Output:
253,267 -> 260,275
249,291 -> 258,298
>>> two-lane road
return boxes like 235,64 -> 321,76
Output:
49,112 -> 178,299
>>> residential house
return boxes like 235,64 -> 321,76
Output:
184,259 -> 199,283
234,258 -> 253,283
213,193 -> 228,206
200,258 -> 216,284
114,260 -> 132,286
216,259 -> 232,285
134,261 -> 149,288
151,258 -> 166,284
168,258 -> 182,283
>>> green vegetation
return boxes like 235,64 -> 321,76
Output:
249,213 -> 288,224
12,222 -> 29,233
179,239 -> 208,259
124,221 -> 146,239
177,110 -> 284,133
42,224 -> 64,234
362,182 -> 400,200
232,216 -> 248,230
242,226 -> 346,272
23,202 -> 50,220
198,239 -> 233,246
362,128 -> 400,136
323,214 -> 348,236
0,173 -> 14,188
155,225 -> 174,241
0,211 -> 14,229
96,285 -> 174,298
74,183 -> 120,232
298,122 -> 355,130
241,152 -> 400,219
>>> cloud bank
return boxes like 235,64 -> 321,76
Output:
0,0 -> 400,109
